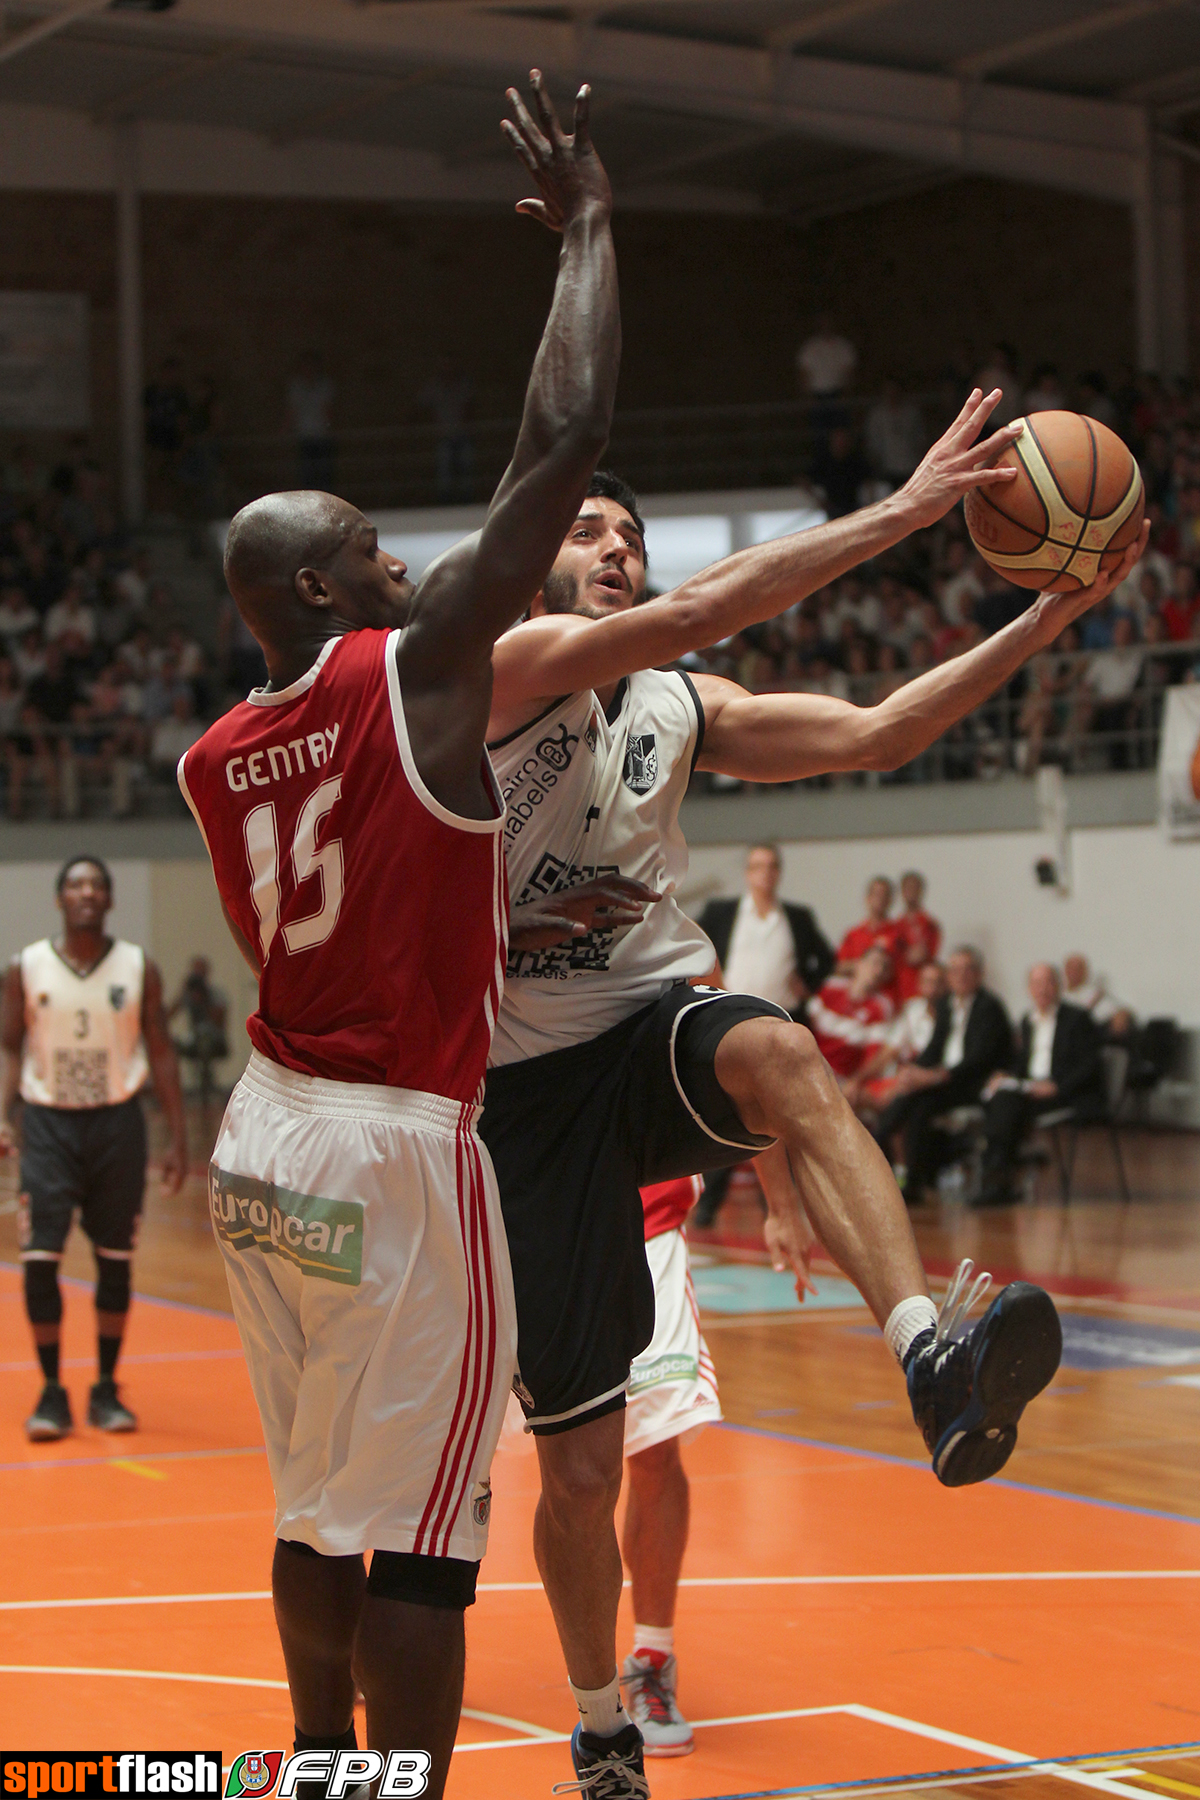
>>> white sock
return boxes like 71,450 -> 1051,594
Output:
884,1294 -> 938,1365
633,1623 -> 674,1658
570,1673 -> 627,1739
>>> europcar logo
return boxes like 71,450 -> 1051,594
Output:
224,1757 -> 281,1799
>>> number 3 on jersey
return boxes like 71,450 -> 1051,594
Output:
244,776 -> 344,960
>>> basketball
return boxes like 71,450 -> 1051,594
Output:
964,409 -> 1144,592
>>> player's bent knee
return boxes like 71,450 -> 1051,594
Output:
23,1259 -> 62,1325
94,1253 -> 130,1316
366,1549 -> 479,1610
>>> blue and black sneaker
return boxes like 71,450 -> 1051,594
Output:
552,1723 -> 650,1797
906,1260 -> 1062,1488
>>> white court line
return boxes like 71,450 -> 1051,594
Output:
0,1674 -> 1172,1784
2,1569 -> 1197,1611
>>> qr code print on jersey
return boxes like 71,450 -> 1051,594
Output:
52,1048 -> 109,1107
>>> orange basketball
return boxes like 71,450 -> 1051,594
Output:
964,410 -> 1144,593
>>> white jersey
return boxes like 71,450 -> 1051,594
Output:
489,668 -> 715,1063
19,937 -> 149,1108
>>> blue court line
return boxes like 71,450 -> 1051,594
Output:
690,1739 -> 1200,1800
713,1421 -> 1200,1528
0,1259 -> 233,1321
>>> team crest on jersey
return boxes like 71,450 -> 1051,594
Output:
109,985 -> 126,1011
585,710 -> 599,754
623,733 -> 658,794
535,722 -> 578,772
471,1478 -> 492,1527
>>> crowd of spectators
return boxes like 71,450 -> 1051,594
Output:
685,340 -> 1200,782
0,446 -> 220,819
693,846 -> 1157,1224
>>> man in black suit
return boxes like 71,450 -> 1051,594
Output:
976,963 -> 1104,1207
699,843 -> 834,1014
693,843 -> 833,1225
874,945 -> 1012,1205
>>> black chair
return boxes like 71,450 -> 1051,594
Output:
1033,1044 -> 1131,1204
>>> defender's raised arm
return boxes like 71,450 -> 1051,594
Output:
402,72 -> 620,683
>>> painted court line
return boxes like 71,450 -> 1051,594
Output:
3,1569 -> 1198,1612
0,1672 -> 1179,1787
0,1445 -> 265,1474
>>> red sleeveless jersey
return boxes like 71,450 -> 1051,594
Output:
179,629 -> 507,1101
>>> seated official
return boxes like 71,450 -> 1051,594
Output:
699,842 -> 834,1016
874,945 -> 1012,1205
977,963 -> 1104,1208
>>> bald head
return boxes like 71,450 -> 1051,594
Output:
224,491 -> 360,620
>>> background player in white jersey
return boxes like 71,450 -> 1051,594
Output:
178,76 -> 620,1798
0,856 -> 186,1441
482,399 -> 1148,1796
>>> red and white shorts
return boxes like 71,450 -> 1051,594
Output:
210,1051 -> 517,1561
624,1226 -> 721,1458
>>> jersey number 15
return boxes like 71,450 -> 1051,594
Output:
243,776 -> 343,961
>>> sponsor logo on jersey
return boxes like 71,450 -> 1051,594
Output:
507,854 -> 622,978
471,1477 -> 492,1527
623,732 -> 658,794
535,722 -> 578,772
208,1168 -> 364,1286
225,1754 -> 283,1799
628,1352 -> 699,1395
109,985 -> 126,1011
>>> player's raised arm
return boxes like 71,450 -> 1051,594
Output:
692,524 -> 1149,784
492,389 -> 1021,711
401,72 -> 618,686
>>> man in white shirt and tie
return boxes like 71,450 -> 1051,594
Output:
977,963 -> 1105,1207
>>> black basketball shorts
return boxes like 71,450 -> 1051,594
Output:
479,983 -> 790,1436
18,1097 -> 148,1262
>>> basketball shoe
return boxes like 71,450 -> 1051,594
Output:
552,1723 -> 649,1797
88,1378 -> 136,1432
906,1259 -> 1062,1487
25,1381 -> 72,1441
621,1650 -> 694,1756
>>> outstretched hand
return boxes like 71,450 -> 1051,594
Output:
508,875 -> 660,952
502,69 -> 611,233
898,388 -> 1022,530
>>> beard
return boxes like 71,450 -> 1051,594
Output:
541,568 -> 616,622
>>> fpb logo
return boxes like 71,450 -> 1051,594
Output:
224,1756 -> 282,1799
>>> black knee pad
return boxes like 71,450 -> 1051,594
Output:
366,1550 -> 478,1610
23,1260 -> 62,1326
95,1254 -> 130,1315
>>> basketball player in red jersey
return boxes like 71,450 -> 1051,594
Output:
482,399 -> 1148,1794
178,75 -> 619,1795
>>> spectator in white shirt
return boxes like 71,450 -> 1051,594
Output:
1062,953 -> 1134,1040
864,380 -> 925,486
845,959 -> 947,1116
150,690 -> 204,770
937,541 -> 985,628
977,964 -> 1104,1206
795,315 -> 857,400
1081,613 -> 1142,767
43,582 -> 96,650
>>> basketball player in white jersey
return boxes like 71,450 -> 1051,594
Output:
481,397 -> 1148,1791
0,856 -> 186,1441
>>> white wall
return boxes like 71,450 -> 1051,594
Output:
682,823 -> 1200,1025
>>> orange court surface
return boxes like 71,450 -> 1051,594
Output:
1,1125 -> 1198,1800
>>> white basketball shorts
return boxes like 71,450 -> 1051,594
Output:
624,1226 -> 721,1458
209,1050 -> 517,1561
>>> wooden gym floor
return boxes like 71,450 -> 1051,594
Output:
0,1108 -> 1197,1800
